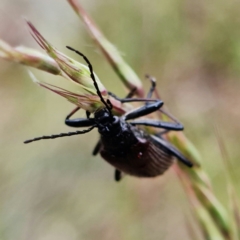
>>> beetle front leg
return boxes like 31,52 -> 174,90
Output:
65,107 -> 81,120
65,118 -> 95,128
65,107 -> 95,128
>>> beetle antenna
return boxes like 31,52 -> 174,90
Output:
66,46 -> 113,116
24,126 -> 95,144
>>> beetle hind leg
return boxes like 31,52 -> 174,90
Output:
92,139 -> 102,155
115,169 -> 122,182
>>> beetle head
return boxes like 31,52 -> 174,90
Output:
95,109 -> 120,134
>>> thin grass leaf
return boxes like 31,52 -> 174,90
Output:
27,21 -> 107,97
0,23 -> 129,115
67,0 -> 144,97
215,126 -> 240,240
66,2 -> 234,238
193,183 -> 231,239
175,166 -> 226,240
26,22 -> 132,114
185,216 -> 202,240
228,186 -> 240,240
0,39 -> 60,74
196,205 -> 226,240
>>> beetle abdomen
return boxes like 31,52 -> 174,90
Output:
100,131 -> 175,178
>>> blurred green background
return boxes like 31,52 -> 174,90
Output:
0,0 -> 240,239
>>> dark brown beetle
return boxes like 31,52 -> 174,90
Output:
24,46 -> 192,181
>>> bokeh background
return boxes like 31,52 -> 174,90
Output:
0,0 -> 240,239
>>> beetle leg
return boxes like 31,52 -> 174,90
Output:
65,107 -> 81,120
145,75 -> 185,128
124,100 -> 163,120
145,74 -> 156,99
92,139 -> 102,155
150,135 -> 193,167
65,107 -> 90,121
24,107 -> 96,144
155,129 -> 170,136
109,75 -> 156,103
129,119 -> 183,131
108,85 -> 157,104
125,88 -> 137,98
108,87 -> 137,101
65,118 -> 95,128
108,94 -> 157,104
86,111 -> 91,119
115,169 -> 122,181
65,108 -> 95,128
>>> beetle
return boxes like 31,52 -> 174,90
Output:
24,46 -> 193,181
